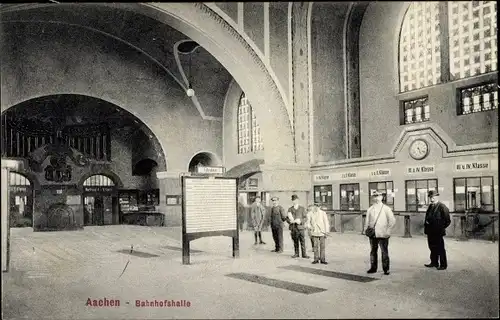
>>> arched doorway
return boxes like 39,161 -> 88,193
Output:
8,172 -> 34,228
82,174 -> 119,226
187,151 -> 221,173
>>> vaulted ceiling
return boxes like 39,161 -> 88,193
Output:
0,3 -> 232,118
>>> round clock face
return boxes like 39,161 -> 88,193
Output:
409,139 -> 429,160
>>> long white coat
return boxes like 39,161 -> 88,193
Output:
364,203 -> 396,238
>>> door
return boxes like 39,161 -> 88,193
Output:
93,196 -> 104,226
102,196 -> 113,225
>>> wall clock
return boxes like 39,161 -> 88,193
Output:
409,139 -> 429,160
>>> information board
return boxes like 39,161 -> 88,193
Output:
184,177 -> 237,233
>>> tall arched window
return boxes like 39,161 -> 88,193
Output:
237,93 -> 263,154
399,1 -> 497,92
399,2 -> 442,92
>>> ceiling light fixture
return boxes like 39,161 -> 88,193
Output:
186,51 -> 195,97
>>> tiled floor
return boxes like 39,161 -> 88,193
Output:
2,225 -> 499,319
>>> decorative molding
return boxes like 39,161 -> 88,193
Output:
288,2 -> 294,125
173,39 -> 222,121
204,3 -> 291,117
343,3 -> 354,159
312,123 -> 498,170
237,2 -> 244,29
307,2 -> 314,165
263,2 -> 270,63
156,171 -> 186,179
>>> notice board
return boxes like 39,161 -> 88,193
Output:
181,176 -> 239,264
183,177 -> 237,233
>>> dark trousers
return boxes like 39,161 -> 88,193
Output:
238,216 -> 244,231
369,237 -> 390,272
291,227 -> 307,257
271,226 -> 283,251
254,231 -> 263,243
311,236 -> 326,262
427,234 -> 447,268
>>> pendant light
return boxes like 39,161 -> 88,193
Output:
186,53 -> 195,97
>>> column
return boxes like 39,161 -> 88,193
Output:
2,160 -> 20,272
156,171 -> 184,227
291,2 -> 311,164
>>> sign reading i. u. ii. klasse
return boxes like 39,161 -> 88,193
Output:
181,176 -> 239,265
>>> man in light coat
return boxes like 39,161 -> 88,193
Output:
251,196 -> 267,245
364,191 -> 396,275
306,204 -> 330,264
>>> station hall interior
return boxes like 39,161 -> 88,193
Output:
0,2 -> 498,239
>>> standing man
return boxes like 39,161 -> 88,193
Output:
251,196 -> 267,245
424,190 -> 451,270
237,196 -> 246,231
287,195 -> 310,259
306,204 -> 330,264
269,197 -> 287,253
364,191 -> 396,275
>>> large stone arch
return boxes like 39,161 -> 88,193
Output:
0,3 -> 296,166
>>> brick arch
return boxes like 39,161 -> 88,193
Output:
77,171 -> 124,191
1,94 -> 168,172
113,3 -> 296,165
0,3 -> 295,165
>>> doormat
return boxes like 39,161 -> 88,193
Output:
163,245 -> 204,253
226,272 -> 327,294
117,249 -> 159,258
278,265 -> 378,283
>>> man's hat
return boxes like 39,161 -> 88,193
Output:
371,190 -> 383,196
291,194 -> 299,201
271,197 -> 279,201
428,190 -> 439,197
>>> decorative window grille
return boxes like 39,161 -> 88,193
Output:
83,175 -> 115,186
237,93 -> 263,154
399,2 -> 442,92
10,172 -> 30,186
448,1 -> 497,80
402,96 -> 430,124
459,82 -> 498,114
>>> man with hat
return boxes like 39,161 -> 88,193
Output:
424,190 -> 451,270
269,197 -> 287,253
364,190 -> 396,275
286,194 -> 310,259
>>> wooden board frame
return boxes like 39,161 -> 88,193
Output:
181,175 -> 239,265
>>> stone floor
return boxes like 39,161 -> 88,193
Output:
2,225 -> 499,319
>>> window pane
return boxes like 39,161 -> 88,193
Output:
428,179 -> 437,189
481,177 -> 494,211
416,180 -> 428,189
403,97 -> 430,124
400,2 -> 442,92
454,178 -> 467,212
449,1 -> 498,80
237,93 -> 251,154
459,83 -> 498,114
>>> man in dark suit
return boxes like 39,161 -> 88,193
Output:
269,197 -> 287,253
424,190 -> 451,270
287,194 -> 310,259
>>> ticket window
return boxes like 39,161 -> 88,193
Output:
314,185 -> 333,210
340,184 -> 360,211
454,177 -> 494,212
368,181 -> 394,210
405,179 -> 437,212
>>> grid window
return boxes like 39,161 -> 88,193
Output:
237,93 -> 264,154
368,181 -> 394,210
405,179 -> 438,212
9,172 -> 31,186
459,82 -> 498,114
448,1 -> 497,80
83,175 -> 115,186
402,96 -> 430,124
314,185 -> 333,210
340,183 -> 360,211
454,177 -> 494,212
399,2 -> 442,92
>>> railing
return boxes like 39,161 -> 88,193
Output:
325,210 -> 498,243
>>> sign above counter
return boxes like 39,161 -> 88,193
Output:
454,160 -> 491,172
